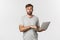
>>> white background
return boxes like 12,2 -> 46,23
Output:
0,0 -> 60,40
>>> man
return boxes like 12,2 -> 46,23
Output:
19,4 -> 45,40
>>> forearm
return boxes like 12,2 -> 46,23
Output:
21,26 -> 31,32
37,27 -> 45,32
35,26 -> 43,32
19,25 -> 31,32
36,28 -> 41,32
36,28 -> 42,32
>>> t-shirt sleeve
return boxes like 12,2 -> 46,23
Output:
19,17 -> 24,25
36,18 -> 40,27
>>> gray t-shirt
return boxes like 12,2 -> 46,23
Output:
20,15 -> 40,40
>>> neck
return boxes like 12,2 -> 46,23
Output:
27,14 -> 33,18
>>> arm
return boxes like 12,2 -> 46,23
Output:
35,18 -> 45,32
37,26 -> 45,32
19,17 -> 31,32
30,25 -> 45,32
19,25 -> 31,32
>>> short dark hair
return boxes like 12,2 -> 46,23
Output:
25,4 -> 33,8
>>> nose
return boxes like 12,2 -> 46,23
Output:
27,10 -> 31,12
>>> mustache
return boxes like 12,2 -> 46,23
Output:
27,12 -> 32,15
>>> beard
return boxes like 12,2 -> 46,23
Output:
27,12 -> 32,15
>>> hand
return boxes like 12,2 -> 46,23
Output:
39,29 -> 46,32
30,25 -> 38,31
26,26 -> 31,29
30,25 -> 37,29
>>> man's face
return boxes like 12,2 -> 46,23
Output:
26,6 -> 33,15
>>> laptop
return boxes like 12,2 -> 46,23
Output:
40,21 -> 50,30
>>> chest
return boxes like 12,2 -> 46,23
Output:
23,18 -> 37,26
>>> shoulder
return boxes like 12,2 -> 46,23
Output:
33,15 -> 39,19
